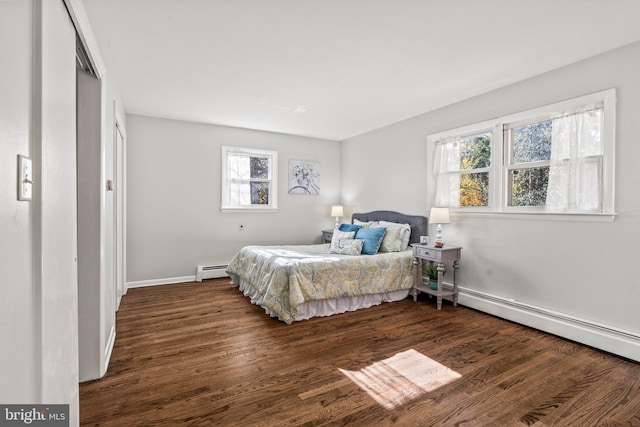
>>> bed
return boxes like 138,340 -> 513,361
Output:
226,211 -> 428,323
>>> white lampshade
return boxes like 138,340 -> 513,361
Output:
330,205 -> 344,217
429,207 -> 450,224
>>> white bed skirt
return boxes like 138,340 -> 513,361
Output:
233,277 -> 410,322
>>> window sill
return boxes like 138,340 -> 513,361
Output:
450,210 -> 617,223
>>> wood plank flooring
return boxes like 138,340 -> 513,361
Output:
79,279 -> 640,426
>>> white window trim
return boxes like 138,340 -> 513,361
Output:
220,145 -> 278,212
427,89 -> 616,221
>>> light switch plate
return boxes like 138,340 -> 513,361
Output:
18,155 -> 32,201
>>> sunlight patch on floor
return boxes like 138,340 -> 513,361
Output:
339,348 -> 461,409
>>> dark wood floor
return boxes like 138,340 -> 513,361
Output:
80,279 -> 640,426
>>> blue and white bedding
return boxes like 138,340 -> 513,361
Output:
226,244 -> 414,324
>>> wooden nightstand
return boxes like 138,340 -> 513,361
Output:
322,229 -> 334,243
411,243 -> 461,310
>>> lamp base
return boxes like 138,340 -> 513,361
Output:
434,224 -> 444,247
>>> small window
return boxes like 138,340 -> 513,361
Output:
221,146 -> 278,211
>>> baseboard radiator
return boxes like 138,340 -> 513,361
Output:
458,286 -> 640,363
195,264 -> 229,282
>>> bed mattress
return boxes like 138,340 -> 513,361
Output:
226,243 -> 414,324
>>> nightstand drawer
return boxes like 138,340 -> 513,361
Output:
414,246 -> 439,260
412,244 -> 461,262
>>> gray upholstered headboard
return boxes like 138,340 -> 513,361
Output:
351,210 -> 428,245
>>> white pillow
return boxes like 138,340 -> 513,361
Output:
378,221 -> 411,250
353,219 -> 378,228
330,230 -> 355,252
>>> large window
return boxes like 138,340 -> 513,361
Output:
428,89 -> 615,218
221,146 -> 278,211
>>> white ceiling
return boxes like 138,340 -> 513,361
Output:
83,0 -> 640,141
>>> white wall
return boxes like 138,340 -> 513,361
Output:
98,43 -> 126,373
342,41 -> 640,361
0,0 -> 83,422
1,1 -> 125,422
75,5 -> 126,381
77,69 -> 108,382
126,115 -> 341,285
37,0 -> 79,415
0,0 -> 80,414
0,0 -> 36,403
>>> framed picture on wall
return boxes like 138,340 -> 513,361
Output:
288,160 -> 320,195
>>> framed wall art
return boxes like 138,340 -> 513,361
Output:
288,159 -> 320,195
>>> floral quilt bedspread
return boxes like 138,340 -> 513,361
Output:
226,244 -> 414,324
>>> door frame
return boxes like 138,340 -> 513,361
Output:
114,101 -> 127,308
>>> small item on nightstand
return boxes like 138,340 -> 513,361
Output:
322,229 -> 334,244
425,264 -> 446,290
434,241 -> 444,248
419,236 -> 429,244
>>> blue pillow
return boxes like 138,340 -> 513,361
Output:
354,227 -> 387,255
339,223 -> 362,233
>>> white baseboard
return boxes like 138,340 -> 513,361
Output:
458,286 -> 640,362
103,326 -> 116,377
127,276 -> 197,288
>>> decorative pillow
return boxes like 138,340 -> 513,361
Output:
378,221 -> 412,250
330,230 -> 355,252
339,223 -> 362,233
354,227 -> 387,255
329,238 -> 364,256
353,219 -> 378,228
378,226 -> 407,252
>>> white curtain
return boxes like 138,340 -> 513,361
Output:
225,153 -> 250,207
433,139 -> 462,208
546,108 -> 604,212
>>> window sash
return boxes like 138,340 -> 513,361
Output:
432,129 -> 493,208
221,146 -> 278,210
503,106 -> 604,211
506,165 -> 550,208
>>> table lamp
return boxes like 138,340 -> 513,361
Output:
429,207 -> 450,247
331,205 -> 344,229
